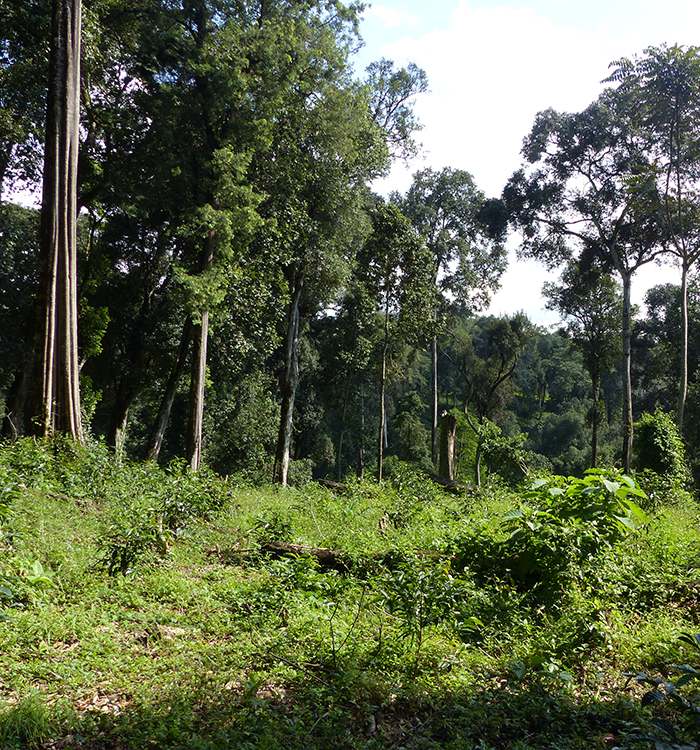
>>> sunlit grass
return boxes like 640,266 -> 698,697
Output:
0,439 -> 699,747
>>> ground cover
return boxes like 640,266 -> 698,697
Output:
0,439 -> 699,749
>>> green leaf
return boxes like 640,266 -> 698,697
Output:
641,689 -> 667,707
601,478 -> 621,494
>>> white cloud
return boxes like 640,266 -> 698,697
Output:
367,4 -> 681,323
362,6 -> 421,30
375,5 -> 639,197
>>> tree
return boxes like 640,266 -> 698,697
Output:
365,58 -> 428,160
398,167 -> 507,468
607,45 -> 700,433
262,53 -> 427,487
0,203 -> 40,437
444,312 -> 534,484
261,83 -> 389,487
0,1 -> 49,197
504,89 -> 665,471
544,263 -> 622,467
356,199 -> 435,481
311,279 -> 376,480
28,0 -> 83,440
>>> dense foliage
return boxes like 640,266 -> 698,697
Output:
2,4 -> 700,489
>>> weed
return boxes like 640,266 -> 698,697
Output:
1,441 -> 699,749
0,690 -> 60,748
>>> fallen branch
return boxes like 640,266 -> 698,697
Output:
426,472 -> 473,494
258,541 -> 447,574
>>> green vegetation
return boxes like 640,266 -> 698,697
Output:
6,13 -> 700,750
1,439 -> 700,749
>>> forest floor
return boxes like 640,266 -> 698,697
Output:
0,439 -> 699,749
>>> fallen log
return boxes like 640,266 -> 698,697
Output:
316,478 -> 347,492
209,541 -> 449,575
261,541 -> 353,572
258,541 -> 447,574
426,472 -> 473,494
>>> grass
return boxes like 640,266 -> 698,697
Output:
0,438 -> 699,748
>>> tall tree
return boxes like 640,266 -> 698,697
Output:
28,0 -> 83,440
607,45 -> 700,433
365,58 -> 428,161
398,167 -> 507,468
504,90 -> 665,471
0,204 -> 40,437
444,312 -> 534,485
0,1 -> 49,197
544,263 -> 622,467
263,53 -> 426,486
262,84 -> 389,486
356,199 -> 435,481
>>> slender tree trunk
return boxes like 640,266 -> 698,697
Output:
336,375 -> 352,482
185,227 -> 215,471
621,271 -> 633,473
591,374 -> 600,469
144,317 -> 193,462
358,387 -> 365,478
273,270 -> 304,486
107,335 -> 151,455
28,0 -> 83,441
377,300 -> 390,482
430,337 -> 439,467
2,362 -> 31,438
107,379 -> 138,458
462,404 -> 481,486
186,310 -> 209,470
679,261 -> 689,435
474,443 -> 482,487
438,410 -> 457,480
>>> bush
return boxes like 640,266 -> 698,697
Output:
452,469 -> 648,598
634,410 -> 692,490
98,458 -> 230,574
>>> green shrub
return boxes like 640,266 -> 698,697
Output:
452,469 -> 648,597
634,409 -> 692,490
98,459 -> 230,574
0,691 -> 59,748
287,458 -> 314,487
0,462 -> 19,529
382,459 -> 443,528
624,632 -> 700,747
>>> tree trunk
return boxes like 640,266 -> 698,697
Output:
28,0 -> 83,441
107,337 -> 151,456
336,375 -> 352,482
144,317 -> 193,462
430,337 -> 439,467
474,442 -> 482,487
358,387 -> 365,478
273,270 -> 304,486
590,373 -> 601,469
377,299 -> 390,482
621,271 -> 633,473
186,310 -> 209,470
438,410 -> 457,480
107,379 -> 138,458
2,361 -> 31,438
679,261 -> 689,435
185,227 -> 215,471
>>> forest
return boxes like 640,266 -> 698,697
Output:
4,1 -> 700,749
0,1 -> 699,488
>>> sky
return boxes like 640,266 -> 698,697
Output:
355,0 -> 700,325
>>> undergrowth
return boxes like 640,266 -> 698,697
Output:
0,439 -> 699,749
